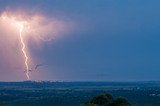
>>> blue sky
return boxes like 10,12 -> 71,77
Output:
0,0 -> 160,81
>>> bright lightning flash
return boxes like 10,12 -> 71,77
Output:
0,12 -> 69,80
1,14 -> 30,80
18,23 -> 30,80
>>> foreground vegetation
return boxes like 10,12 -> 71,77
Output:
84,93 -> 131,106
0,81 -> 160,106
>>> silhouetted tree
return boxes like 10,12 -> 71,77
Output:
83,93 -> 131,106
112,97 -> 131,106
90,94 -> 113,106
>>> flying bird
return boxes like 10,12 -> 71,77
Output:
35,64 -> 44,70
23,64 -> 44,73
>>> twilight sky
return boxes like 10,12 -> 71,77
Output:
0,0 -> 160,81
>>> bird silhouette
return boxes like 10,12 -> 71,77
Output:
35,64 -> 44,70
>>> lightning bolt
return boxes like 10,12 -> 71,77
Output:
19,24 -> 30,80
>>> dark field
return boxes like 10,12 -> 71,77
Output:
0,81 -> 160,106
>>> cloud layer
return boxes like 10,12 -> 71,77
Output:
0,9 -> 74,80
